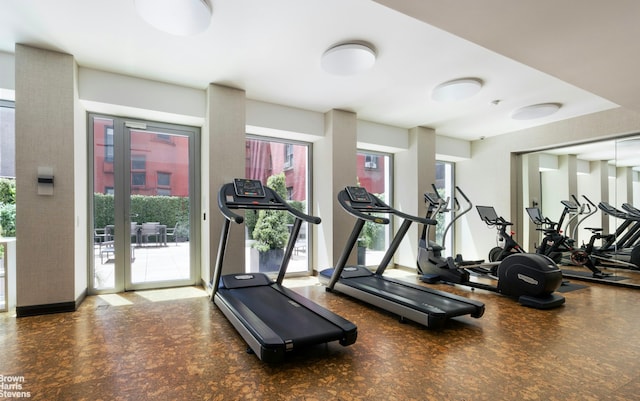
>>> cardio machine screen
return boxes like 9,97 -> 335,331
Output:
233,179 -> 266,198
346,186 -> 371,203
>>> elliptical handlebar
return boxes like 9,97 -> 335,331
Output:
569,194 -> 599,239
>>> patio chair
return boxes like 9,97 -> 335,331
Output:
165,223 -> 179,246
140,222 -> 161,246
94,228 -> 109,250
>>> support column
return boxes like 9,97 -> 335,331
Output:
616,166 -> 633,206
394,126 -> 435,268
313,109 -> 357,270
15,45 -> 80,316
522,153 -> 541,253
204,84 -> 246,281
592,160 -> 610,234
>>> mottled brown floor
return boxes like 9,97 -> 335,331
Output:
1,270 -> 639,401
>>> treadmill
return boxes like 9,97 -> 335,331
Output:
319,186 -> 485,329
211,179 -> 357,362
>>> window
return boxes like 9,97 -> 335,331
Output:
0,100 -> 14,310
131,155 -> 146,170
0,100 -> 16,178
434,161 -> 455,255
105,127 -> 114,163
245,137 -> 310,274
157,172 -> 171,187
284,144 -> 294,169
131,172 -> 146,187
156,133 -> 172,143
364,154 -> 378,169
357,151 -> 392,267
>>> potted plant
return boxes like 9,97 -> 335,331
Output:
357,236 -> 369,266
252,173 -> 289,272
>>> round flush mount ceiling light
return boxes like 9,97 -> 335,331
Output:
321,42 -> 377,76
135,0 -> 212,36
512,103 -> 562,120
431,78 -> 483,102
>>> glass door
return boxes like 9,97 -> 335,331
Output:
91,115 -> 198,293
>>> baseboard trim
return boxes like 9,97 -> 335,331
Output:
16,301 -> 76,317
16,291 -> 86,318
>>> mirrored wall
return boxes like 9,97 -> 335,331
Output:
519,135 -> 640,288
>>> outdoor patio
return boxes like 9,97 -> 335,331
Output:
94,241 -> 385,290
94,241 -> 191,289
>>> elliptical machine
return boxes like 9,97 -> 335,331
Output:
417,186 -> 565,309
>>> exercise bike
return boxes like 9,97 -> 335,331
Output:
417,186 -> 565,309
476,204 -> 527,262
526,201 -> 609,278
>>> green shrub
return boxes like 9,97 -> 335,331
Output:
93,193 -> 189,229
0,178 -> 16,205
0,203 -> 16,237
252,173 -> 289,252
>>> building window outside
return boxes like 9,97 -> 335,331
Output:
156,133 -> 172,143
245,137 -> 310,274
105,127 -> 114,163
131,155 -> 146,171
364,154 -> 378,169
284,143 -> 294,169
131,155 -> 146,187
132,172 -> 146,187
157,172 -> 171,187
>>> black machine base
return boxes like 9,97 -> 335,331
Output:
518,293 -> 565,309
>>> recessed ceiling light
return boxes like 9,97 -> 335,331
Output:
431,78 -> 483,102
512,103 -> 562,120
321,42 -> 376,76
135,0 -> 212,36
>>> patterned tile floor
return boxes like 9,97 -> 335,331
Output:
1,269 -> 639,401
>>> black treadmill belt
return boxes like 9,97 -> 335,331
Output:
224,286 -> 344,346
345,275 -> 480,317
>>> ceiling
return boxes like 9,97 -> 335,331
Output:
0,0 -> 637,148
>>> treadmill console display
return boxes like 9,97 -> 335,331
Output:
346,186 -> 371,203
233,179 -> 265,198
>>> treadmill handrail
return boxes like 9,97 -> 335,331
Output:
337,189 -> 436,226
599,201 -> 636,220
218,182 -> 321,225
337,191 -> 390,224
